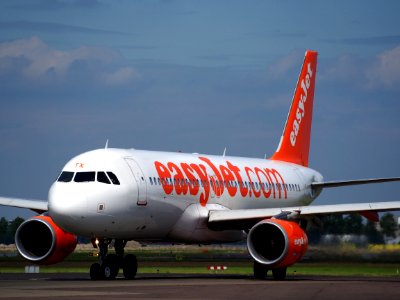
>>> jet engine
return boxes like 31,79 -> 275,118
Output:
15,215 -> 77,265
247,218 -> 308,268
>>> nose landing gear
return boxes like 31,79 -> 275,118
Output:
90,238 -> 137,280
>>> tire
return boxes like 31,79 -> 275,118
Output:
102,254 -> 119,280
123,254 -> 138,280
272,267 -> 287,280
253,261 -> 268,280
90,263 -> 103,280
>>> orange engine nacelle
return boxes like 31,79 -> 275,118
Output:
247,218 -> 308,268
15,215 -> 77,265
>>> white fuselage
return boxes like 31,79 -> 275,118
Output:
48,148 -> 323,243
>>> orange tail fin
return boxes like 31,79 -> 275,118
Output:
270,50 -> 318,167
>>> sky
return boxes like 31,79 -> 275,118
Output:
0,0 -> 400,220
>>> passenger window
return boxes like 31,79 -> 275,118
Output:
57,171 -> 74,182
74,172 -> 95,182
97,172 -> 111,184
107,172 -> 120,185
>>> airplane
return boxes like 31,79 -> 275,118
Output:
1,50 -> 399,281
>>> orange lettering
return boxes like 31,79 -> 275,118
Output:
245,167 -> 261,198
255,167 -> 272,198
199,157 -> 224,197
181,163 -> 199,196
154,161 -> 173,195
264,168 -> 287,199
190,163 -> 210,206
227,161 -> 248,197
219,165 -> 237,197
168,162 -> 188,195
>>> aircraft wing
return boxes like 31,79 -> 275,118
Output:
208,201 -> 400,230
0,197 -> 48,214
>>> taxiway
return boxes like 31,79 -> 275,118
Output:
0,273 -> 399,299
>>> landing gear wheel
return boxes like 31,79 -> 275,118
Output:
123,254 -> 138,280
272,267 -> 287,280
253,261 -> 268,280
102,254 -> 119,280
90,263 -> 103,280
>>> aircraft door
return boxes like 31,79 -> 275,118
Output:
124,158 -> 148,206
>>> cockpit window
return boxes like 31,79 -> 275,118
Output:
57,170 -> 119,185
107,172 -> 120,185
74,171 -> 96,182
57,171 -> 74,182
97,172 -> 111,184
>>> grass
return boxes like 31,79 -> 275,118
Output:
1,263 -> 400,277
1,243 -> 400,277
138,264 -> 400,277
288,263 -> 400,277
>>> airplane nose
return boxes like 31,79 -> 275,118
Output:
48,182 -> 87,232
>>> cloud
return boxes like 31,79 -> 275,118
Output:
366,46 -> 400,89
104,67 -> 138,86
195,54 -> 231,62
8,0 -> 103,11
318,46 -> 400,91
0,21 -> 128,35
266,50 -> 303,79
319,54 -> 364,83
342,35 -> 400,45
0,36 -> 137,87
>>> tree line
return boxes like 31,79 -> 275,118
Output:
308,212 -> 399,244
0,213 -> 398,245
0,217 -> 25,245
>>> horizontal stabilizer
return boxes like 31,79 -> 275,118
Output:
311,177 -> 400,189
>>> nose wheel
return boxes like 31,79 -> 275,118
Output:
90,238 -> 138,280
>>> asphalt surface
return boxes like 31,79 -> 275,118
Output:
0,273 -> 399,299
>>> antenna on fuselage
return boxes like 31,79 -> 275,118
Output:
222,147 -> 227,157
105,139 -> 109,149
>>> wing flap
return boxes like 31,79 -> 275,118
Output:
0,197 -> 48,214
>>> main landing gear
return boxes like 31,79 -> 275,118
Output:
253,261 -> 287,280
89,239 -> 138,280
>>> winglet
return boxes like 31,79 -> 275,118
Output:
271,50 -> 318,167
